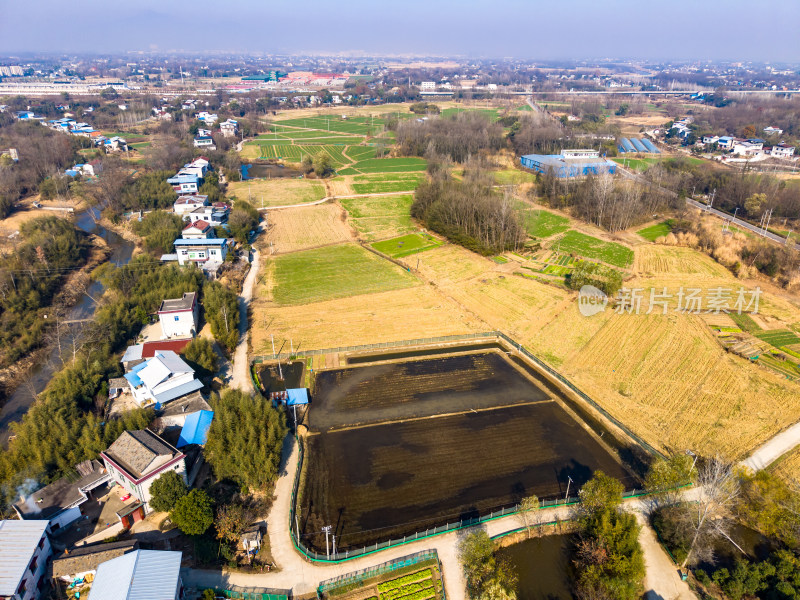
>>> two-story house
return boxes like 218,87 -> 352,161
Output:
101,430 -> 187,513
157,292 -> 199,339
123,351 -> 202,408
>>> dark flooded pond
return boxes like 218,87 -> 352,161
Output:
241,163 -> 303,180
496,535 -> 573,600
697,521 -> 777,572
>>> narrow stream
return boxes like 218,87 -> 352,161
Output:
0,208 -> 135,443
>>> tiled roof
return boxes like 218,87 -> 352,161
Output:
158,292 -> 196,313
103,430 -> 180,480
51,540 -> 138,579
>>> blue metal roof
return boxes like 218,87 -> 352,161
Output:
177,410 -> 214,447
167,174 -> 199,184
287,388 -> 309,406
153,379 -> 203,404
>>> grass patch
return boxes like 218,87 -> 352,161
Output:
611,157 -> 660,172
371,233 -> 442,258
227,179 -> 325,207
637,219 -> 675,242
519,208 -> 571,239
273,244 -> 417,305
340,194 -> 415,241
351,173 -> 427,194
493,169 -> 537,185
336,167 -> 359,175
553,230 -> 633,268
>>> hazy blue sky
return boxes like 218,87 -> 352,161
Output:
1,0 -> 799,61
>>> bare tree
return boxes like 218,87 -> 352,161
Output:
516,495 -> 541,539
681,457 -> 742,568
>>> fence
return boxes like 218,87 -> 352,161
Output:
318,549 -> 440,595
215,588 -> 290,600
280,331 -> 665,562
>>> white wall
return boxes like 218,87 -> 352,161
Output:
49,506 -> 82,532
159,310 -> 196,338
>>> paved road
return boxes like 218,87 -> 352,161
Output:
741,420 -> 800,472
636,513 -> 696,600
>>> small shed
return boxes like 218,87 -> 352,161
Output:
286,388 -> 309,406
241,525 -> 263,554
177,409 -> 214,447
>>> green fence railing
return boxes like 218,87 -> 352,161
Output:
317,549 -> 440,595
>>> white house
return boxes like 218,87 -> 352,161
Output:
13,460 -> 111,533
89,550 -> 183,600
174,238 -> 228,266
732,140 -> 763,156
181,220 -> 213,239
157,292 -> 199,339
220,119 -> 238,137
701,135 -> 720,145
770,143 -> 796,158
167,174 -> 201,194
718,136 -> 735,150
195,111 -> 218,125
420,82 -> 436,91
193,135 -> 216,150
185,205 -> 228,227
123,351 -> 202,408
101,430 -> 187,513
0,520 -> 52,600
174,194 -> 209,216
763,126 -> 783,135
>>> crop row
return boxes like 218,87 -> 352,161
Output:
377,569 -> 432,593
381,581 -> 432,600
381,586 -> 435,600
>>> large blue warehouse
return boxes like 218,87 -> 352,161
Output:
520,149 -> 617,178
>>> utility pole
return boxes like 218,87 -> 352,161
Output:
332,534 -> 337,557
708,188 -> 716,210
686,449 -> 698,473
322,525 -> 333,559
565,476 -> 573,502
271,334 -> 276,359
787,229 -> 794,246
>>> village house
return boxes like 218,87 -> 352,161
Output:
177,409 -> 214,448
763,126 -> 783,135
118,339 -> 193,372
701,135 -> 719,145
181,220 -> 214,239
157,391 -> 212,431
184,204 -> 228,227
123,350 -> 202,408
195,111 -> 218,125
717,136 -> 735,150
173,194 -> 209,216
12,460 -> 111,533
174,238 -> 229,268
167,173 -> 201,194
770,143 -> 796,158
50,540 -> 138,596
157,292 -> 199,339
219,118 -> 238,137
732,139 -> 764,156
89,550 -> 184,600
101,430 -> 186,514
0,519 -> 52,600
103,136 -> 128,152
193,135 -> 216,149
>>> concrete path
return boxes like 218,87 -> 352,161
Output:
257,190 -> 418,212
636,513 -> 696,600
741,420 -> 800,472
230,236 -> 260,394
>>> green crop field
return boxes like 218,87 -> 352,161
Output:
275,116 -> 375,135
339,195 -> 415,241
273,244 -> 417,305
755,330 -> 800,349
552,230 -> 634,268
346,146 -> 379,161
730,312 -> 761,334
351,173 -> 427,194
337,167 -> 359,175
611,157 -> 661,172
637,219 -> 675,241
519,208 -> 571,238
351,157 -> 428,173
371,233 -> 442,258
440,107 -> 501,121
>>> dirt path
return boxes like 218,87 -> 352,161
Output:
230,230 -> 260,394
257,191 -> 418,212
636,513 -> 697,600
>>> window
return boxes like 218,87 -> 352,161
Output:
174,316 -> 180,322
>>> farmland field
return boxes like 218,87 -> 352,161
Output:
552,230 -> 634,268
611,157 -> 661,172
350,157 -> 428,174
637,220 -> 675,241
372,233 -> 442,258
755,330 -> 800,348
339,194 -> 415,241
263,204 -> 353,253
227,179 -> 325,207
519,208 -> 571,238
494,169 -> 537,185
300,353 -> 635,552
271,243 -> 418,305
633,245 -> 731,278
351,173 -> 427,194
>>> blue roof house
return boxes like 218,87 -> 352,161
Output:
177,410 -> 214,447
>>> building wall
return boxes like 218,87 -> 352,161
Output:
176,245 -> 226,265
159,309 -> 196,339
104,458 -> 187,512
49,506 -> 82,532
13,532 -> 52,600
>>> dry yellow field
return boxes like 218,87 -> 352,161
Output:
250,284 -> 483,356
401,244 -> 495,285
441,272 -> 572,343
556,311 -> 800,458
775,449 -> 800,486
261,204 -> 353,254
228,178 -> 326,207
634,245 -> 732,278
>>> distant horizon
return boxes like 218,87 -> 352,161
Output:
1,0 -> 799,62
